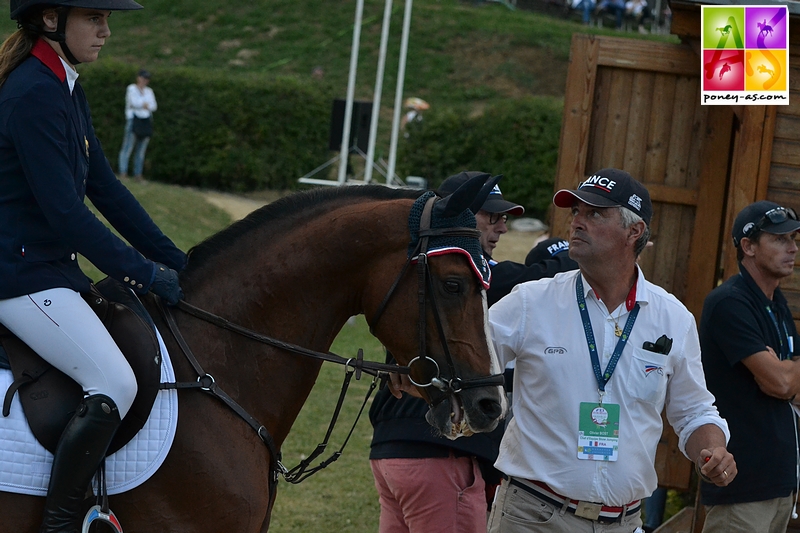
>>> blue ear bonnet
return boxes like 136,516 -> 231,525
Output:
407,192 -> 491,289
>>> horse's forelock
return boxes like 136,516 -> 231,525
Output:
183,185 -> 425,275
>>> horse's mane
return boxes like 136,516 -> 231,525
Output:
184,185 -> 425,274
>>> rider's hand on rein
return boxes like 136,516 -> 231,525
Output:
149,262 -> 184,306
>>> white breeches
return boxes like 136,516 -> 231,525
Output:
0,288 -> 137,418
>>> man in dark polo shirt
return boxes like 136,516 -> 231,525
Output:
699,201 -> 800,532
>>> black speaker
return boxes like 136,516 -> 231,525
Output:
328,99 -> 372,152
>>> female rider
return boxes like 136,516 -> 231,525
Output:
0,1 -> 185,531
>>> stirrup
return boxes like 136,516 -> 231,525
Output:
82,462 -> 123,533
82,505 -> 123,533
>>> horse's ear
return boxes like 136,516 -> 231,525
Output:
468,174 -> 503,214
434,172 -> 492,218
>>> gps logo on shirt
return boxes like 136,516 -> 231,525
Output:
579,174 -> 616,193
644,365 -> 663,376
545,346 -> 566,355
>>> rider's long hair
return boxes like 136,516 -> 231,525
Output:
0,7 -> 46,89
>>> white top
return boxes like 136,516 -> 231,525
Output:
59,57 -> 78,94
489,268 -> 729,506
124,83 -> 157,120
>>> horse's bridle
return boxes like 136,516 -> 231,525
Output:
157,194 -> 503,489
369,195 -> 505,402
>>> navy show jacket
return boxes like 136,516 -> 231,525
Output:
0,40 -> 185,299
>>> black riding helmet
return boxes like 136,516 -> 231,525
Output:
11,0 -> 142,65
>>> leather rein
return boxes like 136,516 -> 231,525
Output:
156,195 -> 503,489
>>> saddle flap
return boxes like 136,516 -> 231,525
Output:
1,283 -> 161,455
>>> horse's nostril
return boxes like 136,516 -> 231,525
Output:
478,398 -> 502,420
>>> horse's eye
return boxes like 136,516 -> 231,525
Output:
444,280 -> 462,294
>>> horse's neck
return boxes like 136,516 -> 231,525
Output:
186,198 -> 411,350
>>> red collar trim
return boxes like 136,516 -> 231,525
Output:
625,278 -> 638,311
31,39 -> 66,83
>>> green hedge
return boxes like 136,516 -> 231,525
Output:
398,96 -> 563,219
79,62 -> 564,206
80,61 -> 332,191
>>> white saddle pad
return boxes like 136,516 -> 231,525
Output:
0,329 -> 178,496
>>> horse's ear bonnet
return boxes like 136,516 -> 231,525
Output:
433,172 -> 492,218
406,172 -> 498,289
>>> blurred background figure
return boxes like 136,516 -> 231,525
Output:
118,69 -> 157,181
401,96 -> 430,131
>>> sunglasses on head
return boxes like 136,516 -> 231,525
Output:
743,206 -> 799,240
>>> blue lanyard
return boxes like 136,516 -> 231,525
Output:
765,305 -> 791,360
576,276 -> 640,396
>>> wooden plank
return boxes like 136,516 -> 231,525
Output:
644,73 -> 677,185
596,37 -> 699,76
766,188 -> 800,210
757,106 -> 778,200
789,67 -> 800,91
685,88 -> 709,191
684,107 -> 735,320
654,506 -> 694,533
673,204 -> 696,302
552,33 -> 599,237
781,91 -> 800,117
601,68 -> 634,169
646,183 -> 699,206
769,163 -> 800,191
785,290 -> 800,323
665,76 -> 699,188
771,138 -> 800,167
653,204 -> 682,292
722,106 -> 771,282
588,68 -> 612,172
623,71 -> 655,179
669,1 -> 701,41
773,113 -> 800,139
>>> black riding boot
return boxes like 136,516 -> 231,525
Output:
39,394 -> 122,533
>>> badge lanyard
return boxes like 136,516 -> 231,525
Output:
576,276 -> 640,404
766,305 -> 792,359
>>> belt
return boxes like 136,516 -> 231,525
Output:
508,478 -> 641,524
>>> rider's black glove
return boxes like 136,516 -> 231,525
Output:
149,262 -> 183,305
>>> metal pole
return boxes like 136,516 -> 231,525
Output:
364,0 -> 394,184
338,0 -> 365,185
386,0 -> 413,186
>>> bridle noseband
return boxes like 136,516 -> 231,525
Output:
369,195 -> 505,401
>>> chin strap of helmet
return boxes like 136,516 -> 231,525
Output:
19,6 -> 81,65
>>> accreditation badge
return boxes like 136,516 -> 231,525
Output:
577,402 -> 620,461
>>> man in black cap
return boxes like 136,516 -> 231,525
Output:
487,168 -> 735,533
437,171 -> 578,307
699,201 -> 800,533
368,171 -> 577,533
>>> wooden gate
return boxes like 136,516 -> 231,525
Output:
550,33 -> 736,490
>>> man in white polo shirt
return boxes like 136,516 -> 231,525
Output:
487,168 -> 736,533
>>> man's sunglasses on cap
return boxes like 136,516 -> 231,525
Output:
743,206 -> 799,240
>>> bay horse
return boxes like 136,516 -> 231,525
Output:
1,177 -> 506,532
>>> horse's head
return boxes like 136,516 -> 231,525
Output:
367,173 -> 507,439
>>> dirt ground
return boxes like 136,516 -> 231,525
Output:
201,190 -> 545,264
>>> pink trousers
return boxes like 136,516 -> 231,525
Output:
371,455 -> 488,533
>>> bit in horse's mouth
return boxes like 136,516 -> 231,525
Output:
450,394 -> 463,425
449,394 -> 473,436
